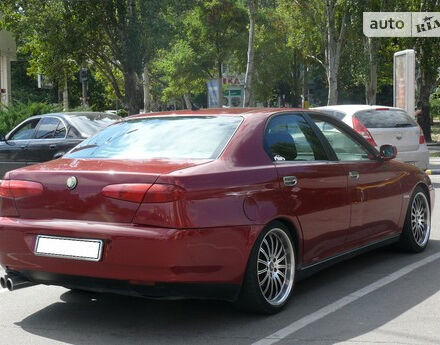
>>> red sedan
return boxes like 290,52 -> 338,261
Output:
0,109 -> 434,314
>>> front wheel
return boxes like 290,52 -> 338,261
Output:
235,221 -> 296,314
398,187 -> 431,253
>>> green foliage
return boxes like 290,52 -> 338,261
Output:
430,92 -> 440,118
0,102 -> 62,135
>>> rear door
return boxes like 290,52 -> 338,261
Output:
0,118 -> 41,178
354,109 -> 420,153
311,114 -> 403,246
265,113 -> 351,265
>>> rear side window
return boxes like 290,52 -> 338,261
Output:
265,114 -> 328,161
66,116 -> 242,160
355,110 -> 417,128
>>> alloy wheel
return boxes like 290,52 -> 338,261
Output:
410,192 -> 430,247
257,228 -> 295,306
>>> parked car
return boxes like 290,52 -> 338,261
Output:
0,109 -> 433,314
0,112 -> 120,178
313,105 -> 429,170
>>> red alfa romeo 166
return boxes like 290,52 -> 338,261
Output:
0,108 -> 433,314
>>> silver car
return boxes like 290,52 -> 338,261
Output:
313,105 -> 429,170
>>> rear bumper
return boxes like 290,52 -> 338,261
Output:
0,218 -> 259,300
395,147 -> 429,170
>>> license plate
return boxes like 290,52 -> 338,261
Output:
35,235 -> 103,261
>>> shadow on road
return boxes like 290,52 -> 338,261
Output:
14,241 -> 440,345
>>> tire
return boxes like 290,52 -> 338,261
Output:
398,186 -> 431,253
235,221 -> 296,314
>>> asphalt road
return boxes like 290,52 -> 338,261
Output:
1,178 -> 440,344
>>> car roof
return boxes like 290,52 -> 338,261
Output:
128,107 -> 307,120
28,112 -> 120,120
312,104 -> 404,116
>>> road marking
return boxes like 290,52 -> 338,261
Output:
252,252 -> 440,345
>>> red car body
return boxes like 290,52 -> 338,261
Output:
0,108 -> 434,301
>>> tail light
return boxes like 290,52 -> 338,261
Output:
102,183 -> 185,203
102,183 -> 187,228
0,180 -> 43,199
143,184 -> 185,203
102,184 -> 152,203
418,126 -> 426,144
0,180 -> 43,217
352,116 -> 377,147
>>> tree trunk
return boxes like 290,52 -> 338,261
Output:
302,63 -> 309,108
291,51 -> 302,107
143,64 -> 151,112
183,93 -> 192,109
217,61 -> 223,108
62,74 -> 69,111
124,70 -> 138,115
243,0 -> 257,107
364,37 -> 377,105
419,77 -> 433,142
324,1 -> 345,106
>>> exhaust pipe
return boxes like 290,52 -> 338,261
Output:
5,274 -> 36,291
0,276 -> 6,289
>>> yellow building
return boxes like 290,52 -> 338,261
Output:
0,30 -> 16,108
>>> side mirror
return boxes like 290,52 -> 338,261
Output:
379,144 -> 397,161
53,152 -> 65,160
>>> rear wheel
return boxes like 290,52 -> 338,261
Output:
398,187 -> 431,253
236,221 -> 296,314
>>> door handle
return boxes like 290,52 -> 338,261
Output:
283,176 -> 298,186
49,144 -> 56,149
349,171 -> 359,179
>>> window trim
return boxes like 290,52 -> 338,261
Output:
263,111 -> 334,163
308,112 -> 380,162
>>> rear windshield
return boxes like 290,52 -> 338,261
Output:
66,114 -> 120,137
355,110 -> 417,128
65,116 -> 242,160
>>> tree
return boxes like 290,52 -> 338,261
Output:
0,0 -> 84,110
183,0 -> 248,107
243,0 -> 258,107
280,0 -> 349,105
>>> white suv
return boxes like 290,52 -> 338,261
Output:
313,105 -> 429,170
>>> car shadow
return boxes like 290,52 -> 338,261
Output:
14,240 -> 440,345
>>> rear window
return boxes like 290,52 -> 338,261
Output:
355,110 -> 417,128
65,116 -> 242,160
66,114 -> 120,137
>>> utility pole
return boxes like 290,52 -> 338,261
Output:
80,63 -> 88,108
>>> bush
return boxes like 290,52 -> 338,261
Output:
430,93 -> 440,118
0,102 -> 62,135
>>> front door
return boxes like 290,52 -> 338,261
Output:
311,115 -> 403,247
0,118 -> 41,178
264,113 -> 351,266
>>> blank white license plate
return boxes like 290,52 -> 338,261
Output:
35,236 -> 103,261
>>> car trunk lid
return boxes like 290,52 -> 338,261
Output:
7,158 -> 205,223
